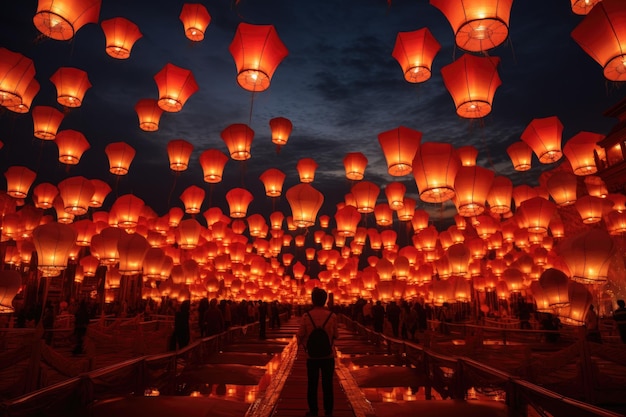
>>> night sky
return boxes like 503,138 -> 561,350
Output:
0,0 -> 623,228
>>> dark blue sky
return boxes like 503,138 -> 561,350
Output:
0,0 -> 622,227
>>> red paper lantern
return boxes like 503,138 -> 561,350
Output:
226,188 -> 254,218
441,54 -> 501,119
453,165 -> 495,217
7,78 -> 39,113
392,28 -> 441,83
89,179 -> 111,208
259,168 -> 286,197
134,99 -> 163,132
343,152 -> 368,181
154,63 -> 198,112
179,3 -> 211,42
374,203 -> 393,226
335,205 -> 361,237
33,183 -> 58,209
351,181 -> 379,214
412,142 -> 461,203
296,158 -> 319,183
180,185 -> 205,214
33,0 -> 101,40
384,181 -> 406,210
0,48 -> 36,109
54,129 -> 90,165
546,171 -> 578,206
105,142 -> 135,175
4,166 -> 36,199
269,117 -> 293,147
58,176 -> 95,215
487,175 -> 512,214
521,116 -> 563,164
571,0 -> 626,81
167,139 -> 194,172
199,149 -> 228,183
506,141 -> 532,171
563,131 -> 604,175
229,23 -> 288,92
32,222 -> 77,276
377,126 -> 422,176
101,17 -> 142,59
430,0 -> 513,52
286,183 -> 324,228
50,67 -> 91,107
32,105 -> 64,140
570,0 -> 602,15
221,123 -> 254,161
110,194 -> 144,229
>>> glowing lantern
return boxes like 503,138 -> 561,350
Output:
179,3 -> 211,42
221,123 -> 254,161
447,243 -> 470,277
506,141 -> 532,171
343,152 -> 368,181
143,247 -> 166,279
166,139 -> 193,172
374,203 -> 393,226
562,229 -> 615,284
571,0 -> 602,15
351,181 -> 379,214
560,282 -> 594,325
259,168 -> 286,197
456,145 -> 478,167
563,131 -> 604,175
50,67 -> 91,107
105,141 -> 135,175
430,0 -> 513,52
32,105 -> 64,140
72,219 -> 96,246
381,182 -> 405,211
228,23 -> 288,92
487,176 -> 512,214
33,183 -> 58,209
296,158 -> 318,183
453,165 -> 494,217
521,116 -> 563,164
413,142 -> 461,203
286,183 -> 324,228
392,28 -> 441,83
89,179 -> 111,208
199,149 -> 228,183
154,63 -> 198,112
32,222 -> 77,276
176,218 -> 202,249
441,54 -> 501,118
4,166 -> 36,199
519,197 -> 556,233
54,129 -> 90,165
377,126 -> 422,176
571,0 -> 626,81
0,48 -> 36,109
134,99 -> 163,132
7,78 -> 39,113
101,17 -> 142,59
574,195 -> 611,224
110,194 -> 144,229
502,268 -> 524,293
397,197 -> 416,221
226,188 -> 254,218
512,184 -> 537,209
269,117 -> 293,147
180,185 -> 204,214
584,175 -> 608,198
58,176 -> 95,215
412,209 -> 430,232
335,205 -> 361,237
33,0 -> 100,40
117,232 -> 149,275
546,171 -> 578,206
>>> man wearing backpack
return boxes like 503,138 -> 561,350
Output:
297,287 -> 339,417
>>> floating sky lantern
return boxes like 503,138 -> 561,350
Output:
167,139 -> 193,172
54,129 -> 90,165
430,0 -> 513,52
221,123 -> 254,161
105,142 -> 135,175
226,188 -> 254,218
33,183 -> 58,209
377,126 -> 422,176
487,175 -> 512,214
571,0 -> 626,81
392,27 -> 441,83
570,0 -> 602,15
296,158 -> 318,183
58,176 -> 95,215
199,149 -> 228,183
259,168 -> 286,197
521,116 -> 563,164
179,3 -> 211,42
453,165 -> 495,217
413,142 -> 460,203
7,78 -> 39,113
269,116 -> 293,148
32,222 -> 77,277
154,63 -> 198,112
384,182 -> 406,210
134,99 -> 163,132
561,229 -> 615,284
100,17 -> 142,59
343,152 -> 368,181
574,195 -> 611,224
286,183 -> 324,228
50,67 -> 91,107
456,145 -> 479,167
546,171 -> 578,206
110,194 -> 144,229
33,0 -> 101,40
563,131 -> 604,175
351,181 -> 379,214
441,54 -> 501,119
506,141 -> 532,171
4,166 -> 36,199
32,105 -> 64,140
89,179 -> 111,208
229,23 -> 288,92
335,205 -> 361,237
180,185 -> 204,214
0,48 -> 36,109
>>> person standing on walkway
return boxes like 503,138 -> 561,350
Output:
614,299 -> 626,343
258,300 -> 268,339
297,287 -> 338,417
371,300 -> 385,333
73,300 -> 90,355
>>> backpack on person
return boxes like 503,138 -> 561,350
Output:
306,311 -> 333,358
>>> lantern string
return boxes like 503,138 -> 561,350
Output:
247,92 -> 255,127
